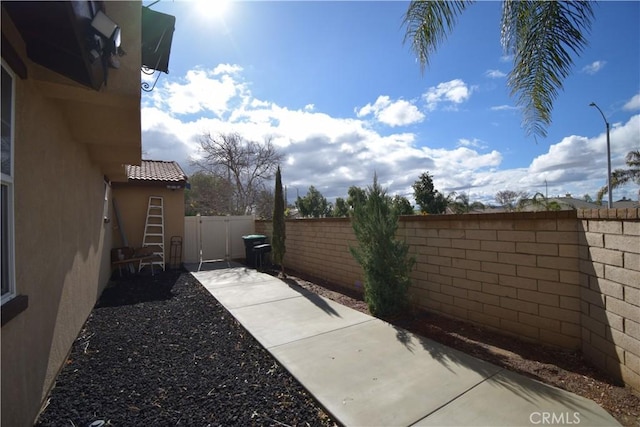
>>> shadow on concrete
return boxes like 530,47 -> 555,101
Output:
388,309 -> 620,387
281,277 -> 342,318
389,323 -> 414,351
388,322 -> 607,422
184,261 -> 243,272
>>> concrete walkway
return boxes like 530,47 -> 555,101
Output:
187,262 -> 619,426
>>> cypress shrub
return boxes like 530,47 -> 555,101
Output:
272,166 -> 286,276
349,175 -> 415,317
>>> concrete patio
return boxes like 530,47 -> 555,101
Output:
187,262 -> 619,426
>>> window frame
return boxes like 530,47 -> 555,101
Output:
1,59 -> 16,306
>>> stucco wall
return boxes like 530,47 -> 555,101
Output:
255,209 -> 640,391
1,67 -> 114,426
111,185 -> 185,265
1,3 -> 141,425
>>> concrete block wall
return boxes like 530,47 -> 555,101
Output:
400,211 -> 583,349
579,209 -> 640,391
256,218 -> 363,290
255,208 -> 640,391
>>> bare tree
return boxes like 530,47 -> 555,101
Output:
185,171 -> 232,216
192,132 -> 284,215
495,190 -> 529,212
254,188 -> 275,220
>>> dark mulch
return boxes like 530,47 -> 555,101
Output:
35,270 -> 337,427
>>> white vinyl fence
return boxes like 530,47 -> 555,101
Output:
183,215 -> 255,264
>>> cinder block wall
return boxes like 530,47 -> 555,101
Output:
255,208 -> 639,391
400,211 -> 583,349
578,210 -> 640,391
256,218 -> 363,290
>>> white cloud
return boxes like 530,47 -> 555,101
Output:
250,99 -> 271,109
149,67 -> 248,117
485,69 -> 506,78
528,135 -> 595,174
434,115 -> 639,202
141,106 -> 203,165
491,105 -> 519,111
356,95 -> 425,127
526,115 -> 640,188
457,138 -> 487,149
141,65 -> 640,206
623,93 -> 640,111
212,63 -> 243,75
581,60 -> 606,75
423,79 -> 472,111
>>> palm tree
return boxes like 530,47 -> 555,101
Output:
596,150 -> 640,204
403,1 -> 594,139
520,192 -> 564,211
449,192 -> 485,214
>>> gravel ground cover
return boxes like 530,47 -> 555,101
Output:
35,265 -> 640,427
35,270 -> 337,427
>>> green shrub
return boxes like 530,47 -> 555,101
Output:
349,175 -> 415,317
272,166 -> 286,276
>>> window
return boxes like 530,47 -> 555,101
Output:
1,61 -> 16,305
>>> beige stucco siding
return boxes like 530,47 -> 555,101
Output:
1,73 -> 114,426
1,2 -> 142,425
112,185 -> 185,261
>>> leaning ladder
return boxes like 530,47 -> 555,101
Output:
140,196 -> 165,272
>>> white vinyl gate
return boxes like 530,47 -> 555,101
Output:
183,215 -> 255,264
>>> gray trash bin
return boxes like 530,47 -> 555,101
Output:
253,243 -> 272,270
242,235 -> 267,268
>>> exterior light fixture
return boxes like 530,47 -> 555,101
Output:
91,10 -> 121,53
589,102 -> 612,209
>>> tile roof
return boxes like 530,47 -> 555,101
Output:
126,160 -> 187,183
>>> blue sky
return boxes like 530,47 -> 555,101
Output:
141,0 -> 640,205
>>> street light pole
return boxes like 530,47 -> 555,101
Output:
589,102 -> 612,209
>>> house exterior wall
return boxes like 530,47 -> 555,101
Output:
255,208 -> 640,392
111,185 -> 185,263
1,59 -> 115,427
1,3 -> 142,426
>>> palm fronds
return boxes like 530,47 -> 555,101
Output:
502,1 -> 593,138
403,0 -> 473,72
